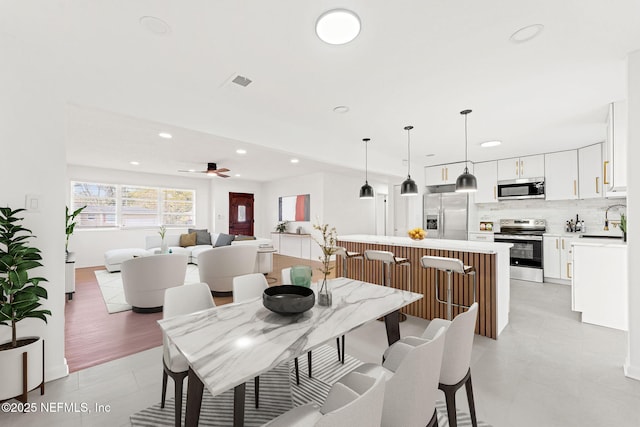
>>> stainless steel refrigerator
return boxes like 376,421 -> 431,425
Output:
423,188 -> 468,240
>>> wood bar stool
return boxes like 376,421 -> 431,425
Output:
334,246 -> 364,279
420,255 -> 476,321
364,249 -> 411,322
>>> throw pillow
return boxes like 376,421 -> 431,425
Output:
179,232 -> 197,247
188,228 -> 212,245
214,233 -> 234,246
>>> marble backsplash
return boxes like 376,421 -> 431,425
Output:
470,197 -> 627,235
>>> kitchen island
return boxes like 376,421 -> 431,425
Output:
337,234 -> 513,339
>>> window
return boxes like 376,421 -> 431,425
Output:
71,181 -> 195,228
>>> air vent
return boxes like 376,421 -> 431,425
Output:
232,75 -> 252,87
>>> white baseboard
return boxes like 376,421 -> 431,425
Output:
624,360 -> 640,381
46,359 -> 69,382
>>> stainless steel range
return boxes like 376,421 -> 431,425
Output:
494,219 -> 546,283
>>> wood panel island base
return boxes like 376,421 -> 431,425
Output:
337,235 -> 513,339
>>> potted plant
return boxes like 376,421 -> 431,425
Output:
0,207 -> 50,402
620,213 -> 627,242
275,221 -> 289,233
65,205 -> 86,256
158,225 -> 168,253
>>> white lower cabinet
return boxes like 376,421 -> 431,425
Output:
572,243 -> 627,330
543,235 -> 577,281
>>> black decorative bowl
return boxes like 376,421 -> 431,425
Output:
263,285 -> 315,315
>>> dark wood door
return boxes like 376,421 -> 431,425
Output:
229,192 -> 254,236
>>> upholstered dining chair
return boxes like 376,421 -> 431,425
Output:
264,371 -> 386,427
161,283 -> 216,427
351,327 -> 447,427
121,253 -> 188,312
384,302 -> 479,427
197,245 -> 258,296
232,273 -> 269,408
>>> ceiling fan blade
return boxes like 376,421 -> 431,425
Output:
215,168 -> 230,173
216,173 -> 230,178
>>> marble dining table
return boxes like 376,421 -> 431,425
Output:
158,277 -> 423,427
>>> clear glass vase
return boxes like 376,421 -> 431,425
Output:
317,277 -> 332,306
160,239 -> 169,254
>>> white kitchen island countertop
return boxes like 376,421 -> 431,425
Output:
338,234 -> 513,255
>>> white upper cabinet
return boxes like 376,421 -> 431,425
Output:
604,100 -> 627,193
472,161 -> 498,204
578,143 -> 603,199
425,162 -> 472,186
497,154 -> 545,181
545,150 -> 578,201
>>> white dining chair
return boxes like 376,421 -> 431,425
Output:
350,327 -> 447,427
233,273 -> 269,409
264,371 -> 386,427
161,283 -> 215,427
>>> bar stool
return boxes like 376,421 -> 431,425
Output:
334,246 -> 364,279
420,255 -> 476,321
364,250 -> 412,322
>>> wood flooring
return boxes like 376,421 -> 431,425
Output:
64,255 -> 332,373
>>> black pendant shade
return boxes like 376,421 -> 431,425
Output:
359,138 -> 374,199
400,125 -> 418,196
455,109 -> 478,193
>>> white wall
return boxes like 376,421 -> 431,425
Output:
323,173 -> 379,236
625,49 -> 640,380
0,35 -> 68,381
67,165 -> 212,268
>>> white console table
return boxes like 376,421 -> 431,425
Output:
271,232 -> 320,260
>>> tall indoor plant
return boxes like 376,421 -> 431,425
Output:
65,205 -> 86,254
0,207 -> 50,401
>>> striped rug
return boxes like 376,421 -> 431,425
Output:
130,345 -> 491,426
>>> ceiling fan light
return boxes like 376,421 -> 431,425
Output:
400,176 -> 418,196
360,182 -> 374,199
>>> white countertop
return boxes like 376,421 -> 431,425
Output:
571,240 -> 627,248
338,234 -> 512,254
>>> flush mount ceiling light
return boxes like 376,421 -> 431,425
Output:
359,138 -> 374,199
333,105 -> 350,114
236,149 -> 247,154
510,24 -> 544,43
400,125 -> 418,196
139,16 -> 172,36
316,9 -> 361,45
480,140 -> 501,148
158,132 -> 172,139
290,158 -> 299,164
455,110 -> 478,193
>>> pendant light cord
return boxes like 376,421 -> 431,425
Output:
460,110 -> 472,173
365,139 -> 369,182
404,125 -> 413,177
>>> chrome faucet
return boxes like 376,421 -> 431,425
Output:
604,204 -> 627,231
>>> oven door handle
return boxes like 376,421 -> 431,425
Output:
494,234 -> 543,241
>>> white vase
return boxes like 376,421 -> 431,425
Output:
160,239 -> 168,254
0,336 -> 44,401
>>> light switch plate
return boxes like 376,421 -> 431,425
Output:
25,194 -> 41,212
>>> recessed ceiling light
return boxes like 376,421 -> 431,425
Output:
139,16 -> 172,36
316,9 -> 361,45
510,24 -> 544,43
188,169 -> 195,172
235,174 -> 241,177
130,161 -> 140,165
333,106 -> 350,114
236,149 -> 247,154
290,158 -> 299,164
158,132 -> 172,139
480,140 -> 502,148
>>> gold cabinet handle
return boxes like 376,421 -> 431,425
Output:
603,161 -> 609,185
445,167 -> 448,181
556,238 -> 558,249
573,180 -> 577,195
516,160 -> 519,176
596,176 -> 599,194
567,262 -> 572,279
562,239 -> 565,250
441,167 -> 444,181
520,160 -> 524,176
493,186 -> 497,200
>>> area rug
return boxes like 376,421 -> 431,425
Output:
95,264 -> 201,313
130,345 -> 492,426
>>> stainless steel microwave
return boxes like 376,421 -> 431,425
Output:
497,177 -> 545,200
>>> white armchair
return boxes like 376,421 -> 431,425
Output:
121,253 -> 188,313
265,371 -> 386,427
197,245 -> 258,295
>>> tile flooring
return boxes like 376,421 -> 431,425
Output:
3,279 -> 640,426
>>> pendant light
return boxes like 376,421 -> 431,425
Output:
400,125 -> 418,196
455,109 -> 478,192
359,138 -> 374,199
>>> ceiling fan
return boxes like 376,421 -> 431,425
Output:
179,162 -> 230,178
